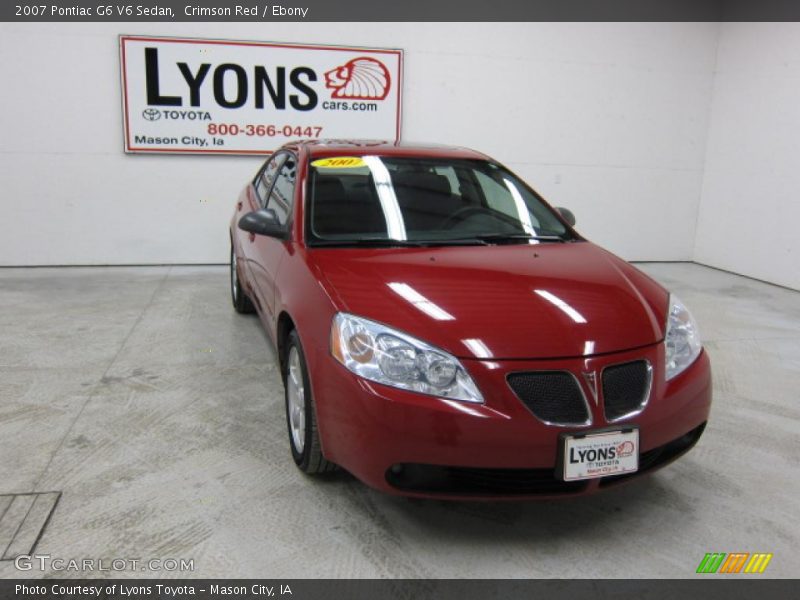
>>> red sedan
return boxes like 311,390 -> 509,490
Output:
229,140 -> 711,498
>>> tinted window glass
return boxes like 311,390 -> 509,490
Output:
267,155 -> 296,228
307,156 -> 569,244
474,170 -> 542,229
255,154 -> 285,206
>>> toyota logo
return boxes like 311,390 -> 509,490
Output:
142,108 -> 161,121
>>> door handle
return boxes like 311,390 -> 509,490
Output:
237,201 -> 243,211
248,232 -> 255,242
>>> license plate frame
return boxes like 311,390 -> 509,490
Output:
557,427 -> 639,481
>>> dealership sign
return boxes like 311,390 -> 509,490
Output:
119,36 -> 403,154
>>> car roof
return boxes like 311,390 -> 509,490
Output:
281,139 -> 490,161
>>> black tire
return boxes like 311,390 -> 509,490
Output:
230,246 -> 255,314
284,330 -> 337,474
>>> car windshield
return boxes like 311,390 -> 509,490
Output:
306,156 -> 574,246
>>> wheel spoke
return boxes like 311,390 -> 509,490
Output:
287,347 -> 306,453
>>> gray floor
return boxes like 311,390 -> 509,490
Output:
0,263 -> 797,578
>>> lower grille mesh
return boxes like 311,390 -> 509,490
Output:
507,371 -> 589,425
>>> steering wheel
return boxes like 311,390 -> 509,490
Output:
439,206 -> 493,230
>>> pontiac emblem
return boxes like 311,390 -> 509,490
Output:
582,371 -> 599,404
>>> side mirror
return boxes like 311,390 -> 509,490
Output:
556,207 -> 576,227
238,209 -> 284,238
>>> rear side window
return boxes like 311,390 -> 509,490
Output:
255,154 -> 285,207
266,155 -> 297,228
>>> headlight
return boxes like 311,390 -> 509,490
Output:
664,295 -> 702,380
330,313 -> 484,403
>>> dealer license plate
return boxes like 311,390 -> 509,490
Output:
561,428 -> 639,481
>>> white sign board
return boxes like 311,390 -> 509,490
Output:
119,36 -> 403,155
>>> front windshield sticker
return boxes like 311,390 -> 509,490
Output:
311,157 -> 367,169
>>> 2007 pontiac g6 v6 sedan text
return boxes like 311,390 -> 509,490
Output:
229,140 -> 711,499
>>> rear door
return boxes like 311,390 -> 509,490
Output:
239,152 -> 285,311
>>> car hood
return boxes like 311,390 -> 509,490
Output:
308,241 -> 668,360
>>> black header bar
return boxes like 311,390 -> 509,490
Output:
5,1 -> 800,22
1,579 -> 797,600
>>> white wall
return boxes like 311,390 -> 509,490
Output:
0,23 -> 718,265
695,23 -> 800,290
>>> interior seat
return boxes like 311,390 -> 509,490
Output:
311,175 -> 387,237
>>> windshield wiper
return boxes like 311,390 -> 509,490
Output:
310,238 -> 488,248
309,234 -> 569,248
458,233 -> 568,244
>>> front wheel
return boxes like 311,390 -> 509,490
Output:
230,246 -> 255,314
284,330 -> 337,474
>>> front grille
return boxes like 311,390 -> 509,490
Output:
602,360 -> 651,421
386,464 -> 588,495
507,371 -> 589,425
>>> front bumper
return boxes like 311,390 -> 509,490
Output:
312,342 -> 712,499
